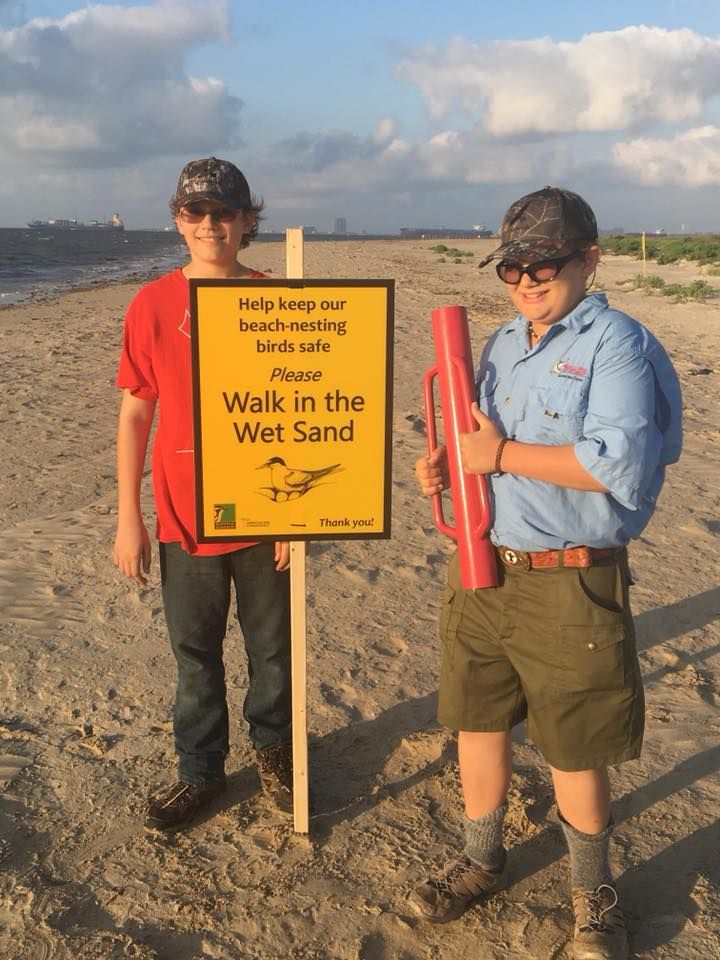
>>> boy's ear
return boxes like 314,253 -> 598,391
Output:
583,244 -> 601,274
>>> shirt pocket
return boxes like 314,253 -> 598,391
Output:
516,383 -> 586,443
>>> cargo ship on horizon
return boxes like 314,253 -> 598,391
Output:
26,213 -> 124,232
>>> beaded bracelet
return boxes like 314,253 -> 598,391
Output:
494,437 -> 509,474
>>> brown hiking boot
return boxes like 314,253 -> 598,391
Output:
408,854 -> 505,923
572,884 -> 628,960
144,777 -> 226,830
256,742 -> 293,814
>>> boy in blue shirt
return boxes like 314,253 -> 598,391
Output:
413,187 -> 681,959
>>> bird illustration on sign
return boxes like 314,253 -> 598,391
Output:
257,457 -> 343,502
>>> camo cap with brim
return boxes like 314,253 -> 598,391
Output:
478,186 -> 598,269
171,157 -> 252,210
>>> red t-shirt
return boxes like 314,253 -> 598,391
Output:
117,267 -> 265,556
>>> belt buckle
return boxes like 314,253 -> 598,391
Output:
499,547 -> 531,571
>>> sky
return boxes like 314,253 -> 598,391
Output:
1,0 -> 720,232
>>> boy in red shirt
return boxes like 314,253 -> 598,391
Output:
113,158 -> 293,829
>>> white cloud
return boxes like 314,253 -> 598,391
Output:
12,111 -> 101,152
261,122 -> 572,205
0,0 -> 241,166
263,24 -> 720,215
371,116 -> 398,146
612,125 -> 720,186
2,12 -> 719,231
397,27 -> 720,136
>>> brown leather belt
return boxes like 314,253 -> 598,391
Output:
496,545 -> 622,571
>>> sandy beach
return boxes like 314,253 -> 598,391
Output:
0,238 -> 718,960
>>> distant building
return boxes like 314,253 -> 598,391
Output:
332,217 -> 347,234
399,226 -> 492,240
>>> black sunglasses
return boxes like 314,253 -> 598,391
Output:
179,204 -> 239,223
496,251 -> 583,284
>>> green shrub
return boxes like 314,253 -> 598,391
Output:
431,243 -> 475,260
634,273 -> 666,290
670,280 -> 714,301
602,235 -> 643,257
625,274 -> 713,301
445,247 -> 473,258
602,234 -> 720,265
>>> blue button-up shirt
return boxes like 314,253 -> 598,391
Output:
476,292 -> 682,550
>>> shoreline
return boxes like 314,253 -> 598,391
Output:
3,226 -> 718,311
0,269 -> 168,311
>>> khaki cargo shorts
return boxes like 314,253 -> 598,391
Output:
437,549 -> 644,771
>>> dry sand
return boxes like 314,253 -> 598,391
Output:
0,239 -> 718,959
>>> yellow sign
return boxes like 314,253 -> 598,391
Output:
190,279 -> 394,541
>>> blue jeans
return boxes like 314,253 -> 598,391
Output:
159,541 -> 291,782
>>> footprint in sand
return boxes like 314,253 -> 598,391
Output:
0,754 -> 32,790
400,412 -> 427,435
382,732 -> 447,780
319,681 -> 369,722
0,508 -> 106,639
339,564 -> 380,585
372,633 -> 408,658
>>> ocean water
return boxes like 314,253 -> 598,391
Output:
0,227 -> 398,308
0,227 -> 186,307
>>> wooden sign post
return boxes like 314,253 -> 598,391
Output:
286,227 -> 310,833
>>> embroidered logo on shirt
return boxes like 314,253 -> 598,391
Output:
552,360 -> 587,379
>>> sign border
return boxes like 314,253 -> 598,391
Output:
190,278 -> 395,542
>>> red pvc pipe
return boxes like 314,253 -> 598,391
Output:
423,305 -> 498,589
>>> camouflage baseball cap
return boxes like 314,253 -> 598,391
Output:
478,186 -> 598,268
171,157 -> 252,210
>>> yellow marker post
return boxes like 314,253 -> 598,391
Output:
641,231 -> 647,276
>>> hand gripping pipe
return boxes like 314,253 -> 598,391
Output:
423,305 -> 498,589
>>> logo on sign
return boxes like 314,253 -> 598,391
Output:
213,503 -> 237,529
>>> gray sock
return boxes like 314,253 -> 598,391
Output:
560,813 -> 613,890
463,803 -> 507,873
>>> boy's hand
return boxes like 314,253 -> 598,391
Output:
113,520 -> 152,586
459,404 -> 502,475
274,541 -> 290,572
415,445 -> 450,496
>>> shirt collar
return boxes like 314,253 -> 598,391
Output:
506,291 -> 609,342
